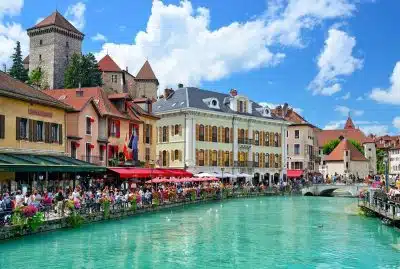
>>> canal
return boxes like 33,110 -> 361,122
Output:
0,196 -> 399,268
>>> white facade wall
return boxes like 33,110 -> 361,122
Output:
389,149 -> 400,175
324,160 -> 369,179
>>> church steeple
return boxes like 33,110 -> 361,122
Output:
344,116 -> 355,129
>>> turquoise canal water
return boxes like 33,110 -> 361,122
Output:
0,197 -> 399,269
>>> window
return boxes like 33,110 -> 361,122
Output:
162,126 -> 168,142
99,146 -> 104,161
199,150 -> 205,166
239,129 -> 245,144
112,75 -> 118,83
274,133 -> 279,147
199,125 -> 205,141
254,131 -> 260,145
265,153 -> 270,168
51,124 -> 59,142
346,162 -> 349,169
265,133 -> 269,146
19,118 -> 28,140
145,124 -> 150,144
211,150 -> 217,166
86,143 -> 92,163
212,126 -> 218,142
39,40 -> 43,45
110,120 -> 119,137
71,142 -> 77,159
66,41 -> 69,48
145,148 -> 150,162
86,117 -> 92,135
346,151 -> 349,156
295,130 -> 299,139
0,115 -> 5,139
36,121 -> 44,141
39,54 -> 42,61
212,100 -> 218,106
162,150 -> 167,166
224,127 -> 230,143
275,154 -> 279,168
294,144 -> 300,155
239,101 -> 244,112
174,149 -> 179,161
174,124 -> 180,135
66,55 -> 69,62
224,151 -> 230,166
255,153 -> 259,166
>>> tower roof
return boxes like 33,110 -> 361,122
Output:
136,60 -> 158,83
344,116 -> 355,129
98,55 -> 122,72
29,11 -> 83,35
325,139 -> 368,162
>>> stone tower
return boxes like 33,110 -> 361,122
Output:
135,60 -> 159,99
27,11 -> 84,89
363,139 -> 377,175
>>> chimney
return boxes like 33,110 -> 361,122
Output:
282,103 -> 289,117
126,66 -> 129,72
230,88 -> 238,96
178,83 -> 184,88
76,82 -> 84,97
163,88 -> 174,99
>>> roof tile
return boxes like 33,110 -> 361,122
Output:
325,139 -> 368,161
31,11 -> 82,35
98,55 -> 122,72
136,60 -> 158,82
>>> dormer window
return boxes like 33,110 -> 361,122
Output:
203,98 -> 220,109
256,106 -> 271,117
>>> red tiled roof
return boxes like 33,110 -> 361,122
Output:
136,60 -> 158,82
316,129 -> 366,147
344,117 -> 355,129
108,93 -> 131,100
30,11 -> 82,35
325,139 -> 368,162
98,55 -> 122,72
44,87 -> 128,119
0,71 -> 71,110
362,137 -> 375,144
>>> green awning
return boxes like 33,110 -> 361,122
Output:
0,153 -> 106,173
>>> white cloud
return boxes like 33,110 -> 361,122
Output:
323,120 -> 345,130
334,105 -> 364,117
0,0 -> 23,18
393,117 -> 400,130
356,96 -> 364,101
0,1 -> 28,69
359,125 -> 389,136
65,2 -> 86,31
339,92 -> 351,100
92,33 -> 107,42
95,0 -> 359,92
369,62 -> 400,104
309,28 -> 363,96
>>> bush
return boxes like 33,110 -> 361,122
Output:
66,212 -> 84,228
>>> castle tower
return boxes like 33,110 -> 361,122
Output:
27,11 -> 84,89
135,60 -> 159,99
363,139 -> 377,175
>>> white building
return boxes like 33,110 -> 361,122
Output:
153,87 -> 290,185
389,147 -> 400,175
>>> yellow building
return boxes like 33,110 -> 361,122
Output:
0,71 -> 105,193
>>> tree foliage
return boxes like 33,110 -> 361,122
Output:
376,148 -> 386,174
64,53 -> 103,88
9,41 -> 28,82
322,139 -> 364,155
28,68 -> 49,90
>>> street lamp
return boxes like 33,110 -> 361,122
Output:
383,154 -> 389,192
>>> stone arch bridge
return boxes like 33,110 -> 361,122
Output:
301,184 -> 368,197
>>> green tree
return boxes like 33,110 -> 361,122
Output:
322,139 -> 364,155
376,148 -> 386,174
64,53 -> 103,88
9,41 -> 28,82
28,68 -> 49,90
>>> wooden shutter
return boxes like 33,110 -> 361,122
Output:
204,125 -> 208,141
260,132 -> 263,146
108,119 -> 111,137
244,101 -> 247,113
205,149 -> 209,166
59,124 -> 63,145
171,125 -> 174,136
116,121 -> 120,138
209,150 -> 212,165
229,151 -> 233,167
166,126 -> 169,142
209,126 -> 213,142
218,150 -> 221,166
179,124 -> 182,136
230,128 -> 233,143
16,117 -> 21,140
44,122 -> 50,143
270,132 -> 274,146
196,149 -> 199,166
237,100 -> 240,111
252,152 -> 255,164
159,127 -> 162,143
217,127 -> 221,143
196,124 -> 199,141
179,150 -> 182,161
278,133 -> 282,147
245,130 -> 248,140
32,120 -> 37,142
166,151 -> 170,167
28,119 -> 33,142
171,150 -> 174,161
149,125 -> 153,145
0,115 -> 4,139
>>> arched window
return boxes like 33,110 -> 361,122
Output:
162,126 -> 168,142
239,129 -> 245,144
174,149 -> 179,161
174,124 -> 180,135
199,125 -> 205,141
224,127 -> 230,143
212,126 -> 218,142
224,151 -> 230,166
254,131 -> 260,146
265,153 -> 270,168
212,150 -> 217,166
162,150 -> 167,166
199,150 -> 204,166
266,132 -> 270,146
274,133 -> 279,147
275,154 -> 279,168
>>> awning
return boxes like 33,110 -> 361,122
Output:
109,168 -> 193,179
287,170 -> 304,178
0,153 -> 106,172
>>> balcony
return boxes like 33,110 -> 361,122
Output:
80,155 -> 106,166
238,138 -> 253,145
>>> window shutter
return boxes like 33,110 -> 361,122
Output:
159,151 -> 162,165
204,149 -> 208,166
166,126 -> 169,142
32,120 -> 37,142
179,125 -> 182,136
205,126 -> 208,141
171,125 -> 174,136
260,131 -> 263,146
252,152 -> 255,163
44,122 -> 50,143
171,150 -> 174,161
229,151 -> 233,167
245,130 -> 248,140
244,101 -> 247,113
143,125 -> 146,144
116,121 -> 120,138
270,132 -> 274,146
0,115 -> 4,139
278,133 -> 282,147
237,100 -> 240,111
109,146 -> 114,158
179,150 -> 182,161
209,150 -> 212,165
219,150 -> 222,166
149,125 -> 153,145
208,126 -> 212,142
196,124 -> 199,141
28,119 -> 33,142
108,119 -> 111,137
271,154 -> 275,167
196,149 -> 199,166
59,124 -> 63,145
129,123 -> 132,138
158,127 -> 162,143
230,128 -> 233,143
16,117 -> 21,140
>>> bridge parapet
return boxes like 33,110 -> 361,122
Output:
301,184 -> 368,197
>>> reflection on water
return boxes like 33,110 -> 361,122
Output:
0,196 -> 399,269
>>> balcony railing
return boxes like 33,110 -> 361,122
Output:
80,155 -> 106,166
238,138 -> 253,145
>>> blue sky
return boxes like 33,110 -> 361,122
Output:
1,0 -> 400,135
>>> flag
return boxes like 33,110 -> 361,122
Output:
123,133 -> 130,160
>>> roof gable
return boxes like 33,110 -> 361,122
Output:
32,11 -> 82,35
344,116 -> 355,129
325,139 -> 367,162
98,55 -> 122,72
136,60 -> 158,82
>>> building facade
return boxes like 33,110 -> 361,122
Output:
26,11 -> 84,89
389,147 -> 400,175
154,88 -> 289,184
